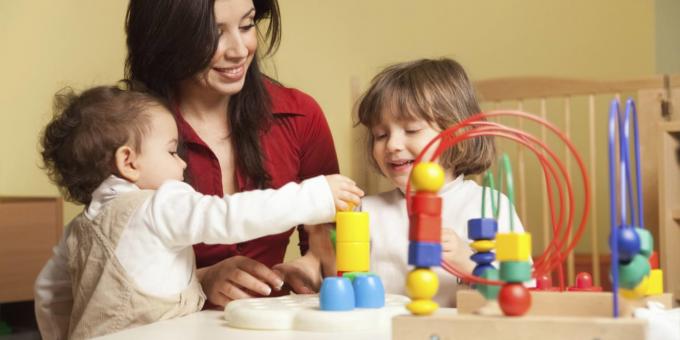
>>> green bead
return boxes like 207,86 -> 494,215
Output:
619,254 -> 651,289
476,268 -> 501,300
635,227 -> 653,257
499,261 -> 532,282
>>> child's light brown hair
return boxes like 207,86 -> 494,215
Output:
41,83 -> 168,205
356,58 -> 495,177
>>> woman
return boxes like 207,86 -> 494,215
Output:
125,0 -> 339,306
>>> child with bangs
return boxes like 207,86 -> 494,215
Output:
356,58 -> 525,307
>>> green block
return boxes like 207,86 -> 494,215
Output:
476,268 -> 501,300
342,271 -> 375,281
619,254 -> 651,289
635,227 -> 653,257
499,261 -> 532,282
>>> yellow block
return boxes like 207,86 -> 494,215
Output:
470,239 -> 495,252
496,232 -> 532,261
645,269 -> 664,296
336,211 -> 369,242
336,242 -> 370,272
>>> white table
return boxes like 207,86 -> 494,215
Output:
96,308 -> 458,339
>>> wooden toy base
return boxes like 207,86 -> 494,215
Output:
393,311 -> 647,340
224,294 -> 409,332
392,290 -> 674,340
457,290 -> 674,317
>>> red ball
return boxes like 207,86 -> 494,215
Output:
498,283 -> 531,316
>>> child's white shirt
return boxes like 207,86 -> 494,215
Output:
34,175 -> 335,340
361,175 -> 525,307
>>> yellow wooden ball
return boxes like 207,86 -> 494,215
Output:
406,268 -> 439,299
411,162 -> 445,192
407,299 -> 439,315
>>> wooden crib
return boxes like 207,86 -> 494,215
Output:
353,74 -> 680,296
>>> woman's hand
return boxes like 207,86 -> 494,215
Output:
272,254 -> 322,294
272,223 -> 337,294
441,228 -> 475,274
197,256 -> 284,307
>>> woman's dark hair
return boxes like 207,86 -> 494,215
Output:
41,84 -> 166,205
125,0 -> 281,188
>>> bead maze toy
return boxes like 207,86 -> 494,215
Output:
393,104 -> 674,340
224,205 -> 410,332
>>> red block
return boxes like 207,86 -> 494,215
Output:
409,214 -> 442,242
411,192 -> 442,216
649,251 -> 659,269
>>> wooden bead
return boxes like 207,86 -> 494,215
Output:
498,283 -> 532,316
411,162 -> 445,192
470,240 -> 495,252
406,299 -> 439,315
406,268 -> 439,300
618,254 -> 651,289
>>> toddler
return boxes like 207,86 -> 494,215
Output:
34,84 -> 363,339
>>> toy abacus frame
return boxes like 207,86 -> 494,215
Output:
406,110 -> 591,290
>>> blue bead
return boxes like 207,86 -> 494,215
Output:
353,275 -> 385,308
408,242 -> 442,267
467,218 -> 498,240
470,251 -> 496,265
610,225 -> 641,262
472,263 -> 495,277
319,277 -> 355,311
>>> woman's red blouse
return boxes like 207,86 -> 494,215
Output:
175,80 -> 339,269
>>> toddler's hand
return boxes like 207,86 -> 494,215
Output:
442,228 -> 475,274
325,175 -> 364,211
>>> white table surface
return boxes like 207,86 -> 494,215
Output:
95,308 -> 458,340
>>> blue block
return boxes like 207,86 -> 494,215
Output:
319,277 -> 355,311
467,218 -> 498,240
408,242 -> 442,267
472,263 -> 495,277
470,251 -> 495,265
353,274 -> 385,308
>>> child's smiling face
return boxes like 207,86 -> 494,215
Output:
371,109 -> 443,192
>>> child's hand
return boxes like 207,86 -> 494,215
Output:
441,228 -> 475,274
325,175 -> 364,211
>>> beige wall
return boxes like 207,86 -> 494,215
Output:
0,1 -> 668,259
1,1 -> 129,220
656,0 -> 680,73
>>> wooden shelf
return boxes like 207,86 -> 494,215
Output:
0,197 -> 62,303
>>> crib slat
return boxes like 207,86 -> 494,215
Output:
540,99 -> 550,256
588,95 -> 600,286
517,101 -> 527,224
564,97 -> 575,285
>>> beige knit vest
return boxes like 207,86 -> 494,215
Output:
66,190 -> 206,339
